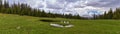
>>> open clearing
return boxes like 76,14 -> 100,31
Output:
0,13 -> 120,34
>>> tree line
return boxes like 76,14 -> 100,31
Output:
0,0 -> 120,19
0,0 -> 83,19
96,8 -> 120,19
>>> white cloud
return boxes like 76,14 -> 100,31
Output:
7,0 -> 120,17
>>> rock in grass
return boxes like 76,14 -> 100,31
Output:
65,25 -> 74,28
50,23 -> 74,28
50,23 -> 64,27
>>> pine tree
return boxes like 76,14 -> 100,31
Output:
0,0 -> 2,12
107,8 -> 113,19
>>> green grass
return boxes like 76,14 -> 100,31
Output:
0,13 -> 120,34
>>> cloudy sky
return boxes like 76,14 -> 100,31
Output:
6,0 -> 120,16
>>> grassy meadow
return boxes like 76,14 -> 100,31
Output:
0,13 -> 120,34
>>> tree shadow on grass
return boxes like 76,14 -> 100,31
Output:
40,19 -> 59,22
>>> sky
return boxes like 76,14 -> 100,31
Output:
6,0 -> 120,17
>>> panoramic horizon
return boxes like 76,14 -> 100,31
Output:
1,0 -> 120,34
6,0 -> 120,16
